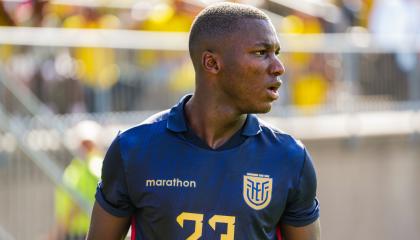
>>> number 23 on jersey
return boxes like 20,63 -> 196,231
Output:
176,212 -> 235,240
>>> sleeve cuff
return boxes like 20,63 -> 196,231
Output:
281,214 -> 320,227
95,188 -> 134,218
280,198 -> 320,227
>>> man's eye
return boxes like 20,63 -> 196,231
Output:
255,50 -> 266,56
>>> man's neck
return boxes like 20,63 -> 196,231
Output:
184,93 -> 247,150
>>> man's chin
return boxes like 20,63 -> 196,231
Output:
245,103 -> 272,114
258,106 -> 272,114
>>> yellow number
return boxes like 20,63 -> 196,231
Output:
177,212 -> 236,240
176,212 -> 203,240
209,215 -> 236,240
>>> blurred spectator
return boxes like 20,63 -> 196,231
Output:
280,11 -> 331,111
0,1 -> 15,69
0,1 -> 15,26
360,0 -> 420,101
291,54 -> 331,109
359,0 -> 375,28
333,0 -> 374,31
50,120 -> 103,240
369,0 -> 419,73
13,0 -> 48,27
62,9 -> 121,112
134,0 -> 198,104
138,0 -> 197,32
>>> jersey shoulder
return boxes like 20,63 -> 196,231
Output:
118,109 -> 171,149
258,117 -> 306,157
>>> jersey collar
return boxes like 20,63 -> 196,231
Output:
167,94 -> 262,136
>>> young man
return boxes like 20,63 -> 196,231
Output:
87,3 -> 320,240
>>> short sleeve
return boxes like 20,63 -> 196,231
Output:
95,134 -> 135,217
280,148 -> 320,227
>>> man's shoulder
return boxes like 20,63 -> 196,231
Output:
118,109 -> 171,144
257,117 -> 305,153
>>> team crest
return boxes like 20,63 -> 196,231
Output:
243,173 -> 273,210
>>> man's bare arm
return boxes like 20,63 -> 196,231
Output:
280,219 -> 321,240
87,201 -> 131,240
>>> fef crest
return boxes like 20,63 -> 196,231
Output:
243,173 -> 273,210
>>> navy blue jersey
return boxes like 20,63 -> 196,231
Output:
96,95 -> 319,240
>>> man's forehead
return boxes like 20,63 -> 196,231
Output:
239,18 -> 275,31
231,20 -> 279,46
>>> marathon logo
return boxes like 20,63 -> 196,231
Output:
145,178 -> 197,188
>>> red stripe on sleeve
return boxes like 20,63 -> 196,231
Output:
131,217 -> 137,240
276,226 -> 282,240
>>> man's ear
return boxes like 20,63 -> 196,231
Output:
202,50 -> 220,74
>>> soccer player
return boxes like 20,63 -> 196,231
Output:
87,3 -> 320,240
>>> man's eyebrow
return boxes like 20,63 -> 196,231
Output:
253,42 -> 281,50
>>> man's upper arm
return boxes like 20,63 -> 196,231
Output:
280,148 -> 320,234
87,201 -> 131,240
88,134 -> 135,239
280,219 -> 321,240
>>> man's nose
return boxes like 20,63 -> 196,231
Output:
271,57 -> 285,76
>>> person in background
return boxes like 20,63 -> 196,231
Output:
50,120 -> 103,240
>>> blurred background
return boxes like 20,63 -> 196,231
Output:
0,0 -> 419,239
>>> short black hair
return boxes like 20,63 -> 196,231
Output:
189,3 -> 270,59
